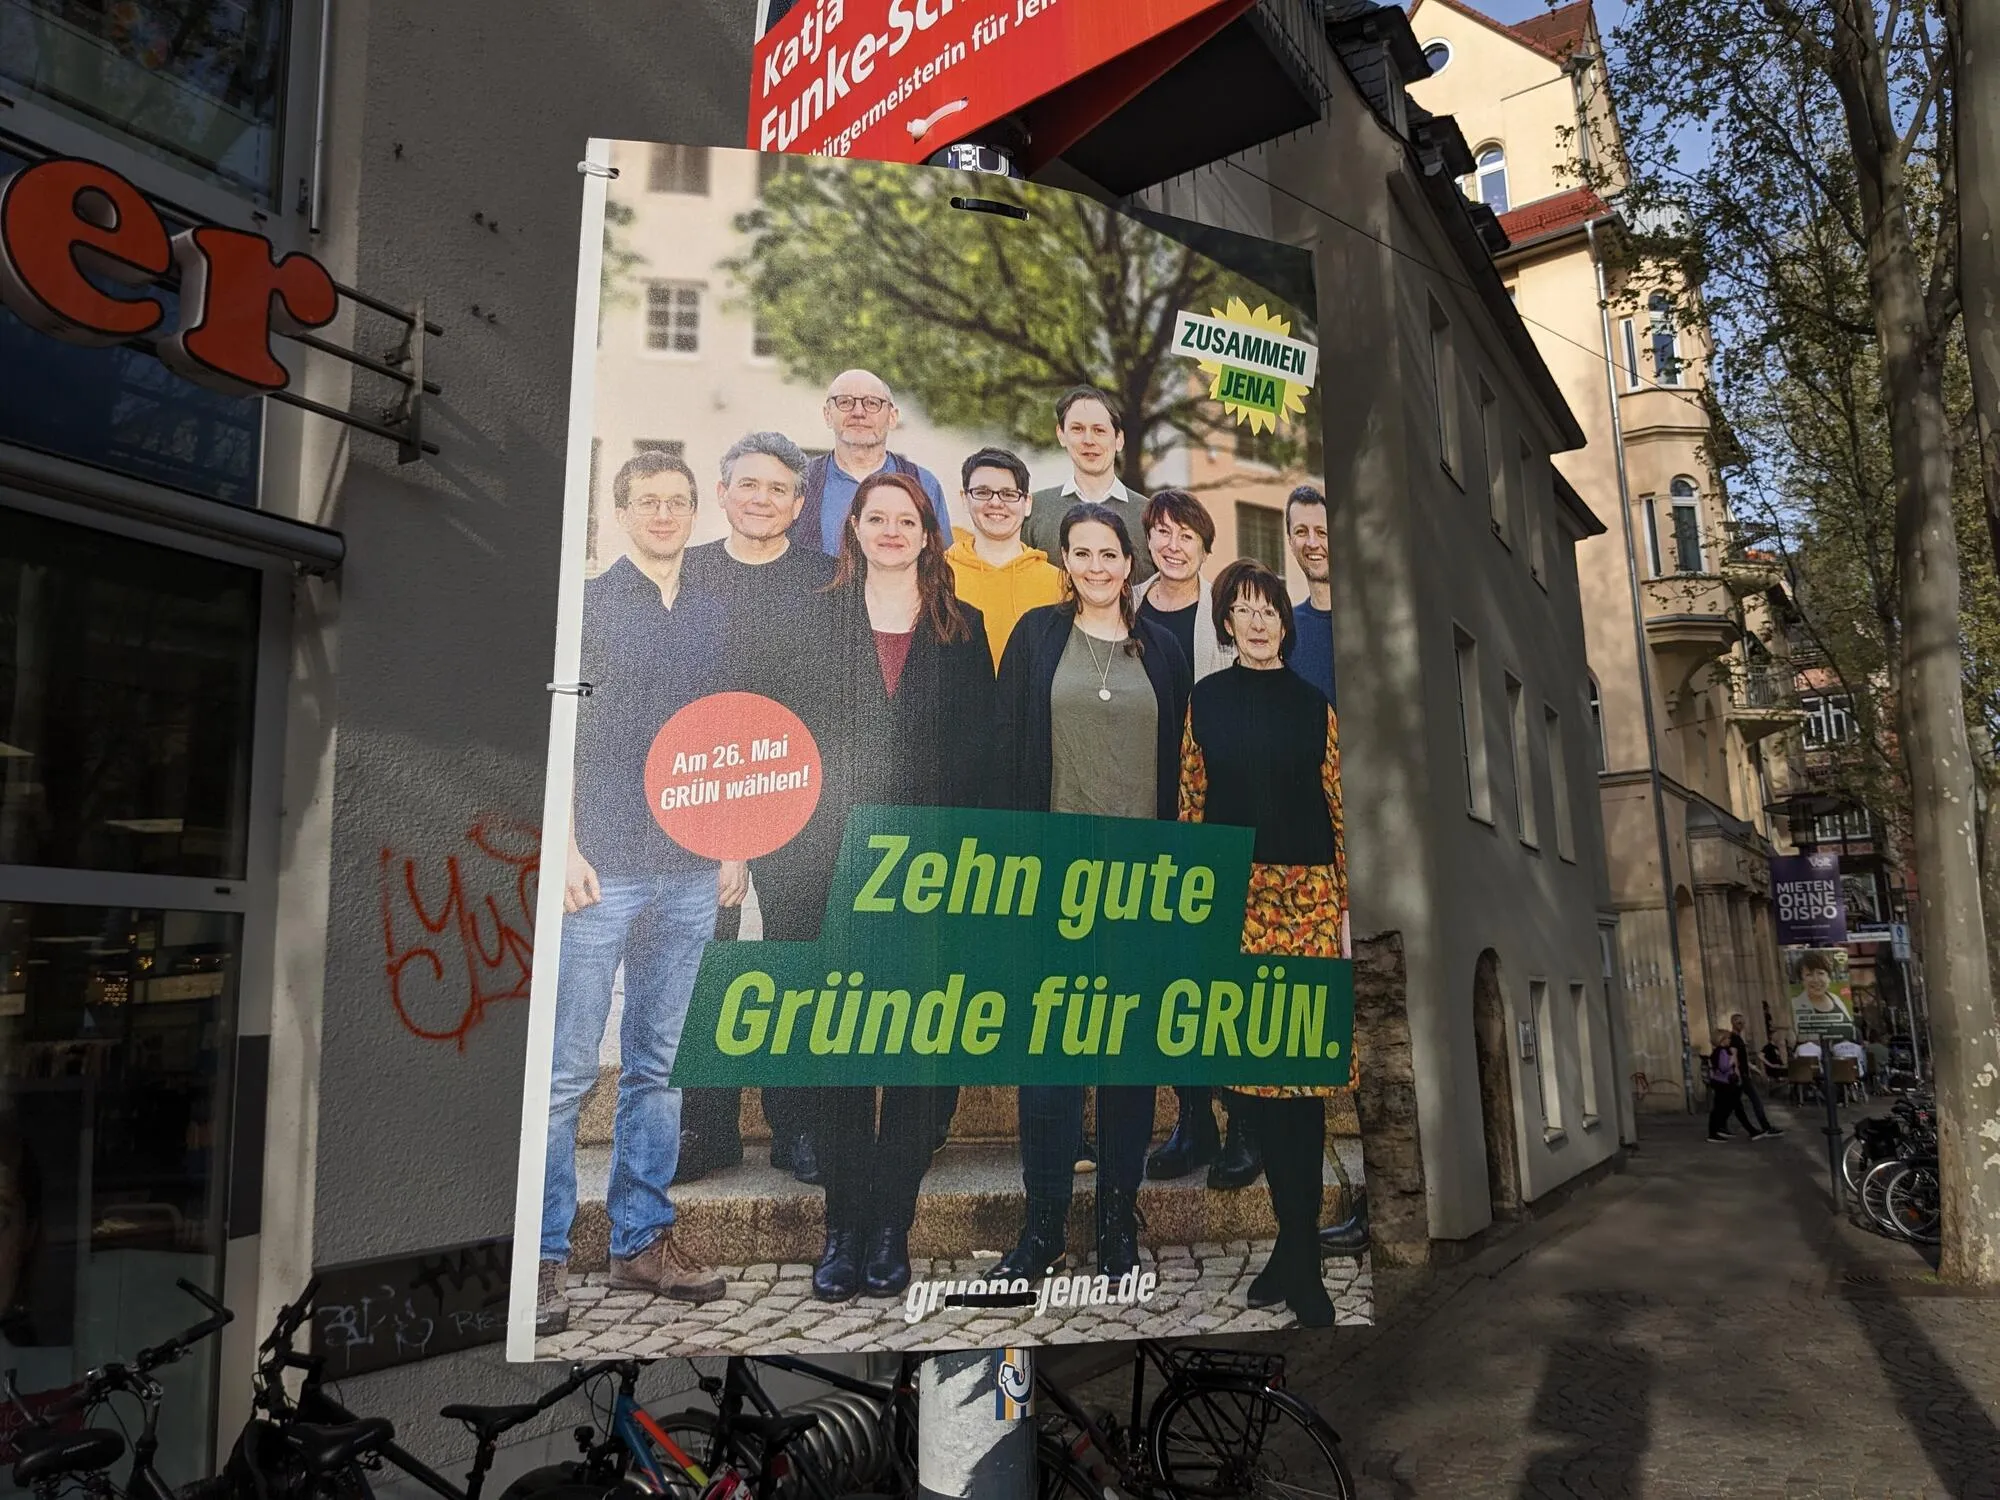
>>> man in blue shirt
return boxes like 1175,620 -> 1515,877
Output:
792,368 -> 954,554
1285,485 -> 1337,707
539,451 -> 735,1338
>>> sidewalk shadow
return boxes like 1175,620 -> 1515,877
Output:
1513,1293 -> 1653,1499
1778,1158 -> 2000,1496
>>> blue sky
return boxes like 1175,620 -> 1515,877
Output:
1408,0 -> 1635,45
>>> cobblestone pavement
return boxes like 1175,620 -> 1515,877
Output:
537,1244 -> 1372,1357
1193,1105 -> 2000,1499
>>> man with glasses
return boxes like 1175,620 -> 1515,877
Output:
1022,386 -> 1153,583
945,445 -> 1062,667
793,369 -> 954,555
540,451 -> 733,1337
682,431 -> 835,1187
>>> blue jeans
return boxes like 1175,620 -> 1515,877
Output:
541,867 -> 717,1262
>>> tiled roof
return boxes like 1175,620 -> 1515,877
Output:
1507,0 -> 1592,61
1408,0 -> 1595,65
1495,185 -> 1610,244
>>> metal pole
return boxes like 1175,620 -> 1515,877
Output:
1587,218 -> 1697,1111
918,1349 -> 1036,1500
914,131 -> 1036,1500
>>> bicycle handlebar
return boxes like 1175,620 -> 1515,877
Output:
261,1278 -> 322,1357
135,1279 -> 235,1373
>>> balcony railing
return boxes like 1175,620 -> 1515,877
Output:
1736,665 -> 1796,709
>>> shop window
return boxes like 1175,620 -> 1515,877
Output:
0,0 -> 289,202
0,900 -> 239,1483
1234,503 -> 1285,574
0,508 -> 259,879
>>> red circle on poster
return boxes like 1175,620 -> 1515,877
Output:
643,693 -> 821,861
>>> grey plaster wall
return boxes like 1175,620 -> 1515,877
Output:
278,0 -> 758,1454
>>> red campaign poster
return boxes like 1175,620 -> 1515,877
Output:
751,0 -> 1246,162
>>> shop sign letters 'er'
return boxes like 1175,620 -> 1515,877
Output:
0,157 -> 337,397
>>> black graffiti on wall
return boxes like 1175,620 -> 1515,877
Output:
311,1238 -> 512,1377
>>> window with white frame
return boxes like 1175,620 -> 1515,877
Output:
1454,627 -> 1491,820
649,144 -> 712,194
1533,980 -> 1562,1128
1508,673 -> 1538,847
1587,676 -> 1606,771
1639,494 -> 1664,576
1480,380 -> 1506,537
644,281 -> 703,354
1619,317 -> 1642,389
1573,984 -> 1599,1121
1546,705 -> 1575,859
1813,807 -> 1872,843
1648,290 -> 1682,386
1524,442 -> 1546,580
1429,294 -> 1460,479
1475,146 -> 1509,214
1801,693 -> 1855,747
1669,477 -> 1703,573
1422,39 -> 1451,74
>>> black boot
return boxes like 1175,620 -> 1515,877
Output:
1147,1089 -> 1221,1181
813,1228 -> 860,1301
862,1225 -> 912,1297
1097,1184 -> 1142,1278
1320,1189 -> 1368,1256
996,1198 -> 1069,1279
783,1133 -> 824,1185
1207,1109 -> 1263,1191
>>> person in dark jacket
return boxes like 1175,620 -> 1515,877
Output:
993,502 -> 1193,1281
797,470 -> 993,1302
1179,559 -> 1346,1327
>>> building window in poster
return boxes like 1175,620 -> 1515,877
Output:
510,143 -> 1368,1359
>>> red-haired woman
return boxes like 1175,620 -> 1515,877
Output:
799,470 -> 994,1302
1180,558 -> 1346,1328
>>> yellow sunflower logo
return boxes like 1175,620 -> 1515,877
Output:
1191,298 -> 1312,433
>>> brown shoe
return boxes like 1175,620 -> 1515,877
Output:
610,1229 -> 727,1304
536,1258 -> 570,1336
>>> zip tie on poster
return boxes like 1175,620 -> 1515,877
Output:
576,160 -> 619,178
547,681 -> 594,697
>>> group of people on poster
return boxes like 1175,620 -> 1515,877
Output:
538,371 -> 1350,1342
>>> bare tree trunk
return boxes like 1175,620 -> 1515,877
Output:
1830,0 -> 2000,1283
1964,0 -> 2000,572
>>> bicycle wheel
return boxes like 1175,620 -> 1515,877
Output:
1884,1163 -> 1942,1244
1842,1136 -> 1870,1196
1146,1379 -> 1355,1500
1860,1159 -> 1906,1237
1036,1436 -> 1102,1500
642,1411 -> 732,1498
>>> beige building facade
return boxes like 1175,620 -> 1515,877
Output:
1409,0 -> 1805,1106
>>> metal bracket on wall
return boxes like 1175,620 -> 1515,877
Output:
280,290 -> 441,464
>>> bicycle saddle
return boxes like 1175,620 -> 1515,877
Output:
441,1403 -> 541,1443
13,1428 -> 126,1486
734,1413 -> 820,1452
287,1418 -> 395,1470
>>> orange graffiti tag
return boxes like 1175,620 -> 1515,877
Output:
379,819 -> 540,1049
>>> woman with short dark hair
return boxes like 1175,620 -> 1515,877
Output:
1179,558 -> 1346,1327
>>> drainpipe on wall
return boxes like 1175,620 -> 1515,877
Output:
1587,216 -> 1696,1113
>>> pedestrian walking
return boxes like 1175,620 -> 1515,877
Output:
1728,1013 -> 1783,1136
1706,1029 -> 1767,1142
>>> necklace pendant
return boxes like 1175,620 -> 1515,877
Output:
1098,687 -> 1112,702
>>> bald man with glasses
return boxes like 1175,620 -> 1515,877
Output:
791,369 -> 955,555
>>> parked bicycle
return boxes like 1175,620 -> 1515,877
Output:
1038,1340 -> 1355,1500
1845,1093 -> 1941,1245
6,1278 -> 233,1500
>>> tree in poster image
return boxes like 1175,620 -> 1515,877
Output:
726,160 -> 1311,490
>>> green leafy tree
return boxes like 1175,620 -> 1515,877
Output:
1606,0 -> 2000,1280
724,160 -> 1309,488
